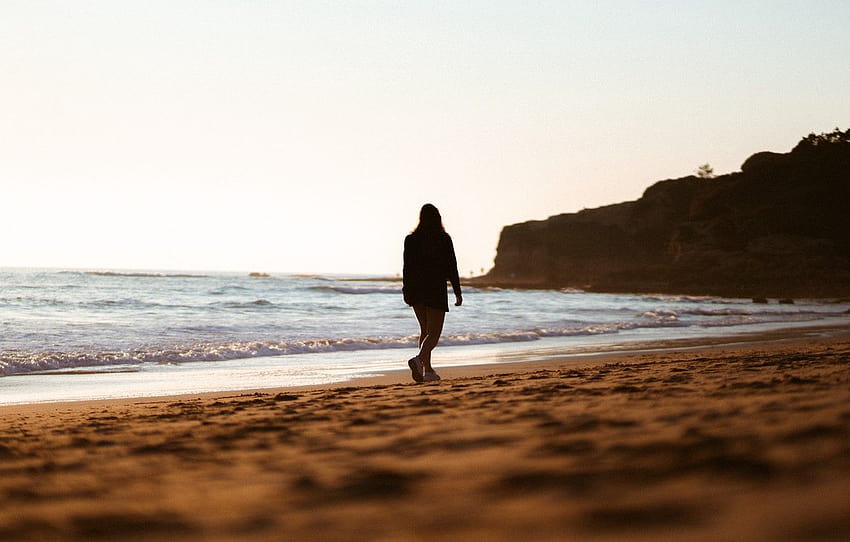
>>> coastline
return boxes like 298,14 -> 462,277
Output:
2,326 -> 849,540
4,321 -> 849,409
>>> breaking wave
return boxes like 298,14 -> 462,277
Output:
638,306 -> 835,325
308,285 -> 401,295
81,271 -> 210,278
2,313 -> 812,376
0,327 -> 581,376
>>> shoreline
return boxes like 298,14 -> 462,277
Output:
4,321 -> 849,411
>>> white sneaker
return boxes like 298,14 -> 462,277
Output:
423,370 -> 441,382
408,356 -> 424,383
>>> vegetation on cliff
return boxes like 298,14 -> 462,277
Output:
481,129 -> 850,297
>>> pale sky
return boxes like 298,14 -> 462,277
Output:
2,1 -> 849,275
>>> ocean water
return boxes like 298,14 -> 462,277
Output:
2,268 -> 849,404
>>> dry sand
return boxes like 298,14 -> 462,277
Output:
1,331 -> 849,541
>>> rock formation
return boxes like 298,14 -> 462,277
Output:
480,129 -> 850,297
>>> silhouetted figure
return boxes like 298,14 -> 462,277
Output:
403,204 -> 462,382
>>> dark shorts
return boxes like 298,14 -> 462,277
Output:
404,280 -> 449,312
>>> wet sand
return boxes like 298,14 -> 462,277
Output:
1,331 -> 849,541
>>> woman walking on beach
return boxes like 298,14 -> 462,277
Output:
403,203 -> 463,382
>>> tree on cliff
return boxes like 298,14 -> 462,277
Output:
695,164 -> 715,178
792,127 -> 850,151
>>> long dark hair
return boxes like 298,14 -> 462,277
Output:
413,203 -> 446,235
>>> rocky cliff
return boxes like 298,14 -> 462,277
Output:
480,129 -> 850,297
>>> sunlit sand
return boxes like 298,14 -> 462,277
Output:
2,328 -> 848,541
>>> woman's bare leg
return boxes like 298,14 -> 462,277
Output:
413,305 -> 428,350
413,306 -> 445,372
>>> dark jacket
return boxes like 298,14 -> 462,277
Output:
402,231 -> 462,312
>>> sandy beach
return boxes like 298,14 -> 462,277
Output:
1,329 -> 849,541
